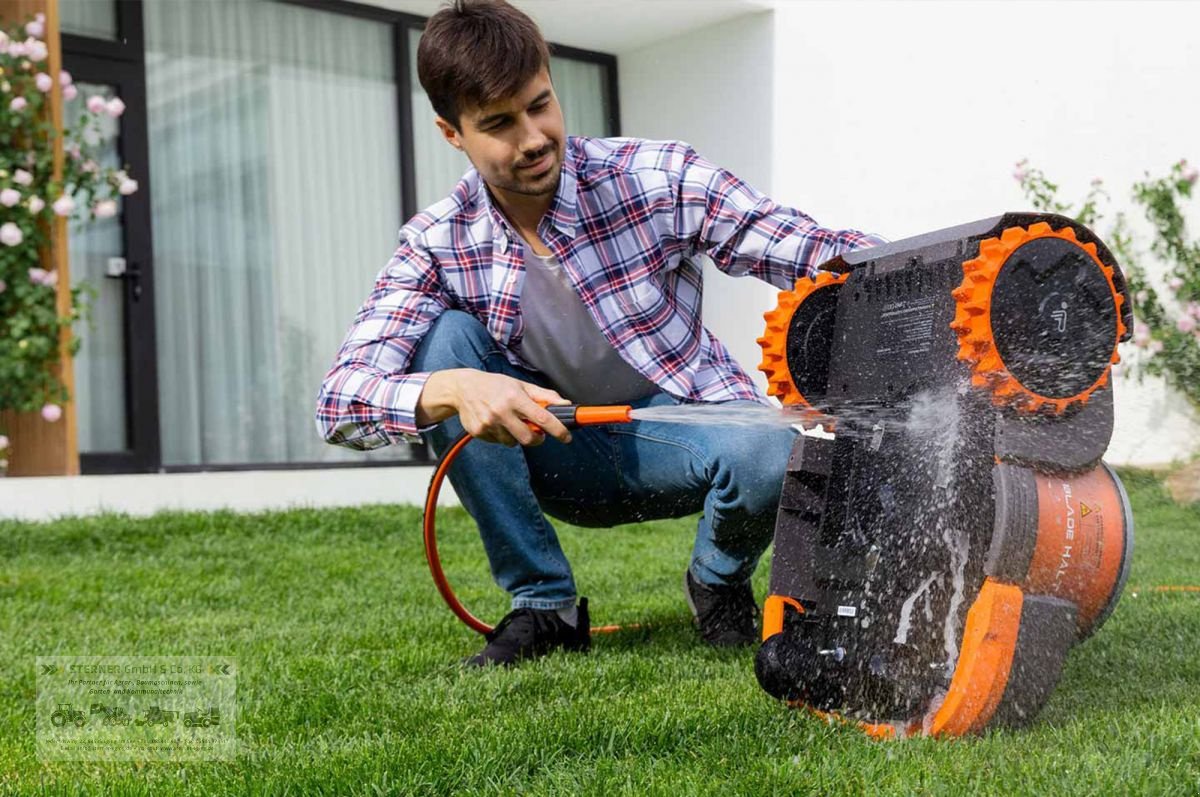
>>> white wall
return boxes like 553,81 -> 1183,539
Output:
619,1 -> 1200,465
766,0 -> 1200,465
620,11 -> 782,397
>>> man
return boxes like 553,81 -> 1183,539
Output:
316,0 -> 885,666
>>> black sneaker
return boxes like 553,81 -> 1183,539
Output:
684,569 -> 760,647
465,598 -> 591,667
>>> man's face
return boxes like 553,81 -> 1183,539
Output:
438,67 -> 566,201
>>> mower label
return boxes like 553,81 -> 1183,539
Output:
35,656 -> 237,761
875,299 -> 938,357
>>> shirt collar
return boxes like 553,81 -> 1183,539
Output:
475,138 -> 579,245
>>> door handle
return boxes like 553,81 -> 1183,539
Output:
104,257 -> 143,301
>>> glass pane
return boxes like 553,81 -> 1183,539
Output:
548,56 -> 611,138
409,27 -> 615,209
68,82 -> 129,453
144,0 -> 410,466
60,0 -> 118,40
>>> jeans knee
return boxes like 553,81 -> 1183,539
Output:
410,310 -> 496,372
716,431 -> 794,516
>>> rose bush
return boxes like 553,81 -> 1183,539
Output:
0,13 -> 137,472
1014,157 -> 1200,409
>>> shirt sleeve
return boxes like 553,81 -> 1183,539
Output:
315,235 -> 449,449
670,143 -> 888,289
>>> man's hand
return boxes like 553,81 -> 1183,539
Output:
416,368 -> 572,446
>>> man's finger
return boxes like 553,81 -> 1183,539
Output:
523,383 -> 569,406
502,414 -> 541,447
517,396 -> 572,444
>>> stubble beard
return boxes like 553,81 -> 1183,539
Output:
501,146 -> 562,198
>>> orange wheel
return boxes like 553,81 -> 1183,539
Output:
950,222 -> 1126,415
758,271 -> 849,409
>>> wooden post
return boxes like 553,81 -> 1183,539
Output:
0,0 -> 79,477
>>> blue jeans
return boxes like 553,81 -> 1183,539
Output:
411,311 -> 796,611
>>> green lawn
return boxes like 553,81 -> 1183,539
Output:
1,469 -> 1198,795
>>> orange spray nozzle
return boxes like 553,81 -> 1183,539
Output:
531,402 -> 633,430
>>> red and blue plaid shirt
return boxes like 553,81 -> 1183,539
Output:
316,136 -> 885,449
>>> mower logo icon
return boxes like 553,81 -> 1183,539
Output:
1051,302 -> 1069,333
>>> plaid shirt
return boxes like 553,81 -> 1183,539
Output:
316,136 -> 884,449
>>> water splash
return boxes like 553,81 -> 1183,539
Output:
627,403 -> 813,429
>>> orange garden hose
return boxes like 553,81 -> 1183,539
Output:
422,404 -> 633,636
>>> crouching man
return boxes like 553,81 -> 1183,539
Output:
316,0 -> 885,666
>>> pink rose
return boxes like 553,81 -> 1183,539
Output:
13,169 -> 32,186
1178,315 -> 1197,334
118,178 -> 138,196
52,195 -> 75,216
7,42 -> 26,58
1168,276 -> 1185,292
41,404 -> 62,423
9,97 -> 27,112
59,70 -> 72,87
1184,164 -> 1200,186
1132,322 -> 1151,348
0,189 -> 21,208
0,222 -> 23,247
26,39 -> 47,62
26,20 -> 44,38
93,199 -> 118,219
86,95 -> 107,114
1148,339 -> 1164,355
27,196 -> 43,213
34,72 -> 52,93
28,267 -> 48,284
105,97 -> 126,118
62,84 -> 77,101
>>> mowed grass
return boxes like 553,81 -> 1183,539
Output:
1,469 -> 1197,795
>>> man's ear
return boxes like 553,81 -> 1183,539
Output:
435,117 -> 463,151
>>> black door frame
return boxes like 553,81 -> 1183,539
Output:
63,3 -> 162,474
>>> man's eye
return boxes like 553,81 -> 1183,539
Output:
486,119 -> 511,131
530,102 -> 549,113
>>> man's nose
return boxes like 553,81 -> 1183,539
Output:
518,114 -> 549,156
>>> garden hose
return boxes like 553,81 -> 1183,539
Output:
421,403 -> 633,636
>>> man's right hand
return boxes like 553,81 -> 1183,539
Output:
415,368 -> 572,447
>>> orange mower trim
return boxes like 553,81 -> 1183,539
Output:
927,579 -> 1023,736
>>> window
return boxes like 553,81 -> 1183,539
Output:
62,0 -> 620,473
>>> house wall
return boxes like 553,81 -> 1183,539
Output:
619,11 -> 779,397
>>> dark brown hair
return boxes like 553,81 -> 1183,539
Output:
417,0 -> 551,130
